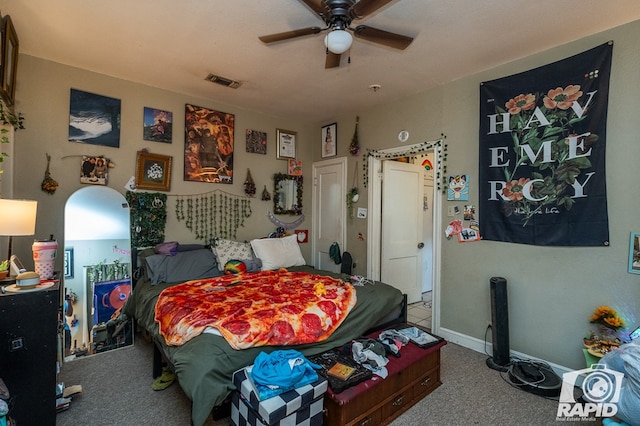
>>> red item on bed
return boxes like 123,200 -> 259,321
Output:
154,269 -> 357,349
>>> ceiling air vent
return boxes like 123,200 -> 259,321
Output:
204,73 -> 241,89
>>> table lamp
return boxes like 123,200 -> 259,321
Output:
0,199 -> 38,273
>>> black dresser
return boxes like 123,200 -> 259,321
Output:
0,282 -> 59,425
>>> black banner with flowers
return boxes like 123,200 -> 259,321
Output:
479,43 -> 612,246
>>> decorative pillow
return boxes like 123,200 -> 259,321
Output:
145,248 -> 220,285
224,259 -> 247,275
250,234 -> 306,271
212,239 -> 255,271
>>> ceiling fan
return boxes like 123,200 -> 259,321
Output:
258,0 -> 414,69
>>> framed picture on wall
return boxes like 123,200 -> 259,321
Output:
143,107 -> 173,143
276,128 -> 296,160
69,88 -> 121,148
246,129 -> 267,154
64,248 -> 74,278
628,232 -> 640,274
135,151 -> 173,191
321,123 -> 337,158
0,15 -> 19,106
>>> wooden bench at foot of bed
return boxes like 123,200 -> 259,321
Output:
323,327 -> 446,426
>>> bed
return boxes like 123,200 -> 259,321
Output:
124,239 -> 406,426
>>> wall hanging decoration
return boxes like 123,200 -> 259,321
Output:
261,185 -> 271,201
126,191 -> 167,247
41,153 -> 59,194
321,122 -> 337,158
244,169 -> 256,197
479,42 -> 612,247
184,104 -> 234,183
276,128 -> 296,160
174,190 -> 252,242
246,129 -> 267,154
135,151 -> 172,191
143,107 -> 173,143
349,116 -> 360,156
267,210 -> 305,230
363,136 -> 448,193
69,88 -> 121,148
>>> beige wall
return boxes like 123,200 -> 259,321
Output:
328,20 -> 640,370
9,19 -> 640,370
10,55 -> 315,264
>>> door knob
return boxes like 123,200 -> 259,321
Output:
417,242 -> 425,249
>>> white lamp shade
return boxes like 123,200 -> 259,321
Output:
0,199 -> 38,236
324,29 -> 353,55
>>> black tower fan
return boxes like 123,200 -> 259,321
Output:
486,276 -> 510,371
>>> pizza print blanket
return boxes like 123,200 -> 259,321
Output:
154,269 -> 357,349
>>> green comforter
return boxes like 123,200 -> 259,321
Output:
124,265 -> 403,426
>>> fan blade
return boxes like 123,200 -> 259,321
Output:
298,0 -> 327,16
353,25 -> 413,50
350,0 -> 395,19
325,52 -> 341,68
259,27 -> 323,44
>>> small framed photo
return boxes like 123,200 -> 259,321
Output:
246,129 -> 267,154
288,159 -> 302,176
135,151 -> 173,191
143,107 -> 173,143
276,128 -> 296,160
64,247 -> 74,278
80,155 -> 110,185
321,123 -> 337,158
628,232 -> 640,274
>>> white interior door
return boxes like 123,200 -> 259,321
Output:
312,157 -> 347,272
381,160 -> 424,304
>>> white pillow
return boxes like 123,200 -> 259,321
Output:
212,239 -> 255,271
250,234 -> 306,271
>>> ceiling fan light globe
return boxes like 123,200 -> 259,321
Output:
324,30 -> 352,54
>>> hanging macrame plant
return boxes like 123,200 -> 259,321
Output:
349,116 -> 360,156
346,161 -> 360,219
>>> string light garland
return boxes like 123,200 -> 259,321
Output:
172,189 -> 252,243
363,135 -> 448,193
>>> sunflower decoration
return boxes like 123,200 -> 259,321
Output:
41,153 -> 59,195
589,306 -> 625,330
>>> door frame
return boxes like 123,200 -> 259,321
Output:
312,157 -> 347,269
366,144 -> 443,333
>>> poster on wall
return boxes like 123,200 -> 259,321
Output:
69,89 -> 121,148
479,42 -> 612,246
184,104 -> 235,183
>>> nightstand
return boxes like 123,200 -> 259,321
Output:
0,281 -> 59,425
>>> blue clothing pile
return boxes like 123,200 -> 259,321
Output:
249,349 -> 321,400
